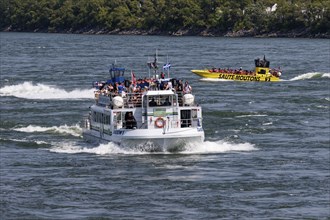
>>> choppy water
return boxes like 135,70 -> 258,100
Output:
0,32 -> 329,219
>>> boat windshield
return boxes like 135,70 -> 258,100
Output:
109,67 -> 125,78
148,95 -> 173,107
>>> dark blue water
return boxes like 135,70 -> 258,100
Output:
0,32 -> 329,219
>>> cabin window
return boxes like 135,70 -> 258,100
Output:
161,96 -> 172,106
116,112 -> 122,122
93,112 -> 97,122
149,97 -> 158,107
258,69 -> 266,74
124,111 -> 137,129
104,114 -> 110,125
148,95 -> 173,107
192,109 -> 198,118
181,110 -> 191,128
143,96 -> 148,108
97,113 -> 100,123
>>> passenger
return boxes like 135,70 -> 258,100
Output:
165,81 -> 173,90
159,81 -> 165,90
176,80 -> 183,92
183,81 -> 192,94
108,83 -> 114,92
149,98 -> 157,107
163,97 -> 171,106
114,82 -> 119,94
129,81 -> 136,93
149,80 -> 157,90
125,112 -> 137,129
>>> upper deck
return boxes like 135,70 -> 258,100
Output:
94,79 -> 195,109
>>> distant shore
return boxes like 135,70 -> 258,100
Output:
2,26 -> 329,39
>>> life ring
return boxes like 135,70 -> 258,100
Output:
155,117 -> 165,128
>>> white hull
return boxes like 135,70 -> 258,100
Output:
83,127 -> 204,152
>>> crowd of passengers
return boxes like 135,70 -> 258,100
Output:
95,75 -> 193,97
209,67 -> 254,75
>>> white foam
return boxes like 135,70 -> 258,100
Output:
0,82 -> 95,100
322,73 -> 330,78
181,140 -> 257,154
290,72 -> 329,81
50,140 -> 257,155
13,124 -> 82,137
50,142 -> 130,155
0,137 -> 48,145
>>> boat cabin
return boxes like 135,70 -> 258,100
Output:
107,64 -> 126,84
88,88 -> 202,133
255,56 -> 270,75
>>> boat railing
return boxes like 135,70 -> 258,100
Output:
124,93 -> 143,108
95,90 -> 190,108
180,118 -> 192,128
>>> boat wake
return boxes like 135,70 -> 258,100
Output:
13,124 -> 82,137
289,72 -> 330,81
0,81 -> 94,100
49,140 -> 257,155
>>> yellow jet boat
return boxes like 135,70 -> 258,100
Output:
191,57 -> 282,82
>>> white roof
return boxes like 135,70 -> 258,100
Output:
145,90 -> 174,96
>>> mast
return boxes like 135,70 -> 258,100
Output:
166,54 -> 170,78
147,49 -> 159,78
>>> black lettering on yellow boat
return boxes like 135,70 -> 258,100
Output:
219,74 -> 236,80
234,75 -> 260,82
218,74 -> 261,81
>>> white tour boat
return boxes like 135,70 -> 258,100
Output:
82,62 -> 205,152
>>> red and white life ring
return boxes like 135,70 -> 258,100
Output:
155,117 -> 165,128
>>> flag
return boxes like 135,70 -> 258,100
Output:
131,70 -> 136,84
163,63 -> 171,70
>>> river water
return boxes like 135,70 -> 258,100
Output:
0,32 -> 329,219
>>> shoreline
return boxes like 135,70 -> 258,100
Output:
2,27 -> 329,39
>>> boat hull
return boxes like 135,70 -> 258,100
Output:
191,70 -> 280,82
83,127 -> 205,152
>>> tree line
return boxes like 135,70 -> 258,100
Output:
0,0 -> 329,37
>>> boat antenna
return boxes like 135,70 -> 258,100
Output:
166,54 -> 169,78
155,49 -> 158,75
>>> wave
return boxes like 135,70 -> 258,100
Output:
50,140 -> 257,155
0,81 -> 95,100
13,124 -> 82,137
0,137 -> 48,145
235,114 -> 268,118
289,72 -> 330,81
